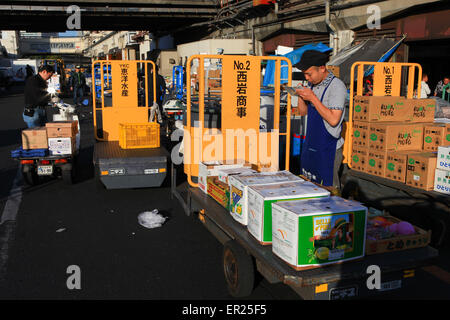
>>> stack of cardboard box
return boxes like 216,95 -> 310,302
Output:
351,95 -> 440,190
434,146 -> 450,194
45,121 -> 78,155
21,121 -> 78,156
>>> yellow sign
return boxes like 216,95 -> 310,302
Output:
373,63 -> 401,96
221,57 -> 260,130
112,62 -> 138,108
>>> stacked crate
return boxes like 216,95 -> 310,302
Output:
351,96 -> 438,190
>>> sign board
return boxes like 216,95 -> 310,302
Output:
221,56 -> 260,131
112,62 -> 138,108
373,63 -> 401,96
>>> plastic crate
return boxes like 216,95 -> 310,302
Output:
119,122 -> 160,149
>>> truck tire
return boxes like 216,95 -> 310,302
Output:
22,166 -> 39,186
61,167 -> 74,184
223,240 -> 255,298
61,160 -> 75,184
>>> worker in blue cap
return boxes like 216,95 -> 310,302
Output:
293,50 -> 347,190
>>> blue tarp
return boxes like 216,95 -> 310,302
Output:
11,147 -> 48,158
263,43 -> 332,86
364,38 -> 404,77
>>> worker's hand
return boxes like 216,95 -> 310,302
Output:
296,87 -> 316,102
70,87 -> 73,91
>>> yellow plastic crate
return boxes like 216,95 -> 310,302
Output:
119,122 -> 160,149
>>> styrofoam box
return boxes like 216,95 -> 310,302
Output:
272,197 -> 367,269
437,146 -> 450,170
198,161 -> 246,194
48,137 -> 74,155
247,181 -> 330,244
229,171 -> 304,226
434,168 -> 450,195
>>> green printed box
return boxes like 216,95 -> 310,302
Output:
368,122 -> 424,152
247,181 -> 330,245
272,197 -> 367,270
229,171 -> 303,226
405,98 -> 436,123
353,96 -> 408,122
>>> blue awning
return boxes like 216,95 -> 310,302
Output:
263,42 -> 332,86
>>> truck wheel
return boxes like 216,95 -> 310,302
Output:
223,240 -> 255,298
341,180 -> 361,201
22,167 -> 39,186
61,163 -> 75,184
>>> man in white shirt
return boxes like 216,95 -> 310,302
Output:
420,73 -> 431,99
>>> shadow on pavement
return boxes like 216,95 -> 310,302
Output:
0,129 -> 25,149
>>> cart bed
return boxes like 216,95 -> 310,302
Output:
173,177 -> 439,299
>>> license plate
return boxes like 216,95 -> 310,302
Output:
37,165 -> 53,176
379,280 -> 402,292
329,286 -> 358,300
144,169 -> 159,174
109,168 -> 125,175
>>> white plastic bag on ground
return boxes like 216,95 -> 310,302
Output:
138,209 -> 167,229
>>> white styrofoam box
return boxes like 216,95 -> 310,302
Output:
272,197 -> 367,269
198,161 -> 247,193
247,181 -> 330,244
217,167 -> 256,185
437,146 -> 450,170
229,171 -> 304,226
434,168 -> 450,195
48,137 -> 75,155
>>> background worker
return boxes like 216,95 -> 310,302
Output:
294,50 -> 347,190
420,73 -> 431,98
23,64 -> 57,128
70,65 -> 86,106
434,76 -> 450,98
147,64 -> 167,123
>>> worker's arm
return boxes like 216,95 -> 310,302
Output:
297,87 -> 343,127
28,77 -> 51,106
295,93 -> 308,116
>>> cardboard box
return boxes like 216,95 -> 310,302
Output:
423,123 -> 450,152
434,168 -> 450,195
437,146 -> 450,170
352,121 -> 369,148
45,121 -> 78,138
22,127 -> 48,149
405,98 -> 436,123
326,65 -> 340,78
229,171 -> 304,226
353,96 -> 408,122
351,147 -> 368,172
272,197 -> 367,270
368,122 -> 424,152
365,215 -> 431,255
217,167 -> 256,185
385,152 -> 408,183
247,181 -> 330,245
207,176 -> 230,210
366,150 -> 387,177
48,137 -> 75,155
406,152 -> 437,190
198,161 -> 248,194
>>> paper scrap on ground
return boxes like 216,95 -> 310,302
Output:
138,210 -> 167,229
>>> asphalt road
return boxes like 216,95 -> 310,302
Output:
0,87 -> 449,302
